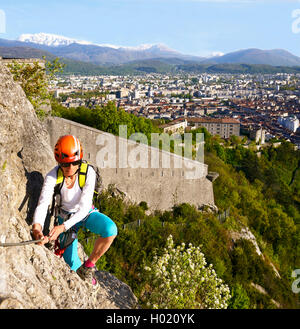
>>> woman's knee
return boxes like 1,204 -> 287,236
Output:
101,221 -> 118,238
85,211 -> 118,238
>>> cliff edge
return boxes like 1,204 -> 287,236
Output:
0,63 -> 138,309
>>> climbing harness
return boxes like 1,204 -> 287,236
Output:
52,208 -> 77,258
0,238 -> 44,247
50,160 -> 102,217
54,239 -> 67,258
50,161 -> 102,258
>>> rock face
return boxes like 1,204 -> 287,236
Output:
0,63 -> 138,309
230,226 -> 263,256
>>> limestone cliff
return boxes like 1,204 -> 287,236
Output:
0,63 -> 138,309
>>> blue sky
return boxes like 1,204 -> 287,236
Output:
1,0 -> 300,57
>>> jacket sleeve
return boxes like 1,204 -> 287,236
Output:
32,167 -> 58,230
63,166 -> 96,231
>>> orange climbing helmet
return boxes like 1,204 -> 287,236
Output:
54,135 -> 83,163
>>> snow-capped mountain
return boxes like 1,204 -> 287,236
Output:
17,33 -> 174,52
7,32 -> 300,67
14,32 -> 199,65
18,33 -> 93,47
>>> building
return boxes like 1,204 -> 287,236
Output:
107,93 -> 116,101
187,117 -> 240,139
133,90 -> 140,99
147,87 -> 154,97
160,118 -> 188,134
277,115 -> 299,133
116,88 -> 129,99
249,127 -> 266,144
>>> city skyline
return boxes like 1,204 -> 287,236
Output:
1,0 -> 300,57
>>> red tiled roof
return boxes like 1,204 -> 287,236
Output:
187,117 -> 240,124
159,117 -> 186,128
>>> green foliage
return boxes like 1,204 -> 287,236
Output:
45,57 -> 66,79
139,201 -> 149,211
8,60 -> 48,115
140,235 -> 231,309
78,178 -> 300,308
70,100 -> 300,309
228,283 -> 251,309
8,57 -> 65,117
51,101 -> 161,142
56,58 -> 300,76
58,90 -> 108,103
172,203 -> 199,222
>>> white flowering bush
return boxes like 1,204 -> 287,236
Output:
141,235 -> 231,309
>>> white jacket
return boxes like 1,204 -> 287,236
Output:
33,165 -> 96,231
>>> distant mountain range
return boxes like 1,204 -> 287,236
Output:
202,48 -> 300,67
2,33 -> 300,75
18,32 -> 179,52
8,33 -> 203,65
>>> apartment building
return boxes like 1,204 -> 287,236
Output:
160,118 -> 188,134
277,115 -> 299,133
187,117 -> 240,139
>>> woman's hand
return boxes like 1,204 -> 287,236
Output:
48,224 -> 66,241
32,223 -> 49,245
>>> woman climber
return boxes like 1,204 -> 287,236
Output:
32,135 -> 117,286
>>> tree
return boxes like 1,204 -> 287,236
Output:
229,135 -> 241,146
8,57 -> 65,117
141,235 -> 231,309
228,283 -> 251,309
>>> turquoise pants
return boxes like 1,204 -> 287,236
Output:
58,210 -> 118,271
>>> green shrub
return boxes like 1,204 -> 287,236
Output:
140,235 -> 231,309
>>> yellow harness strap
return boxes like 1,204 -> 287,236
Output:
56,167 -> 64,185
56,162 -> 89,189
78,161 -> 88,189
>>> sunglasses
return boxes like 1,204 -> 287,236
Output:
60,160 -> 81,168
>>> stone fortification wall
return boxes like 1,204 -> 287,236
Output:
0,57 -> 46,68
46,117 -> 215,210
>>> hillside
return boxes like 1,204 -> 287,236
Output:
59,61 -> 300,75
80,136 -> 300,309
203,48 -> 300,67
51,102 -> 300,309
